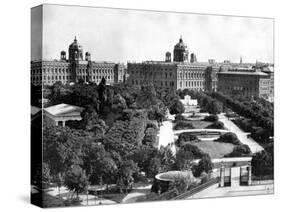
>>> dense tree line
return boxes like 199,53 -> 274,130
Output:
210,92 -> 273,136
40,81 -> 193,201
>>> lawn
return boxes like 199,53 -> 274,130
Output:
192,141 -> 235,159
186,120 -> 212,129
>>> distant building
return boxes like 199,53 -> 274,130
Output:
31,37 -> 125,86
44,103 -> 84,127
261,66 -> 274,101
127,37 -> 221,91
217,71 -> 270,99
127,37 -> 272,100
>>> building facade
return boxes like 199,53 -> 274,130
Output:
127,37 -> 220,92
127,37 -> 273,101
217,71 -> 270,99
31,37 -> 125,86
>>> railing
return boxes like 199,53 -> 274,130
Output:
172,177 -> 220,200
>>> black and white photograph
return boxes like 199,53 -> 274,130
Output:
30,3 -> 274,208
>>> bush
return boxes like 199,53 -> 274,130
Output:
215,132 -> 241,145
169,99 -> 185,115
174,114 -> 187,122
204,115 -> 218,122
200,172 -> 209,184
224,144 -> 251,157
205,121 -> 224,129
173,121 -> 195,130
192,155 -> 213,177
175,132 -> 199,147
252,150 -> 273,177
146,121 -> 158,130
182,143 -> 206,159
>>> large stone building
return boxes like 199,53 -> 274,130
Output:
127,37 -> 273,101
31,37 -> 125,86
217,70 -> 271,99
127,37 -> 222,91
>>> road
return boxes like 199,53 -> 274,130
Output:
158,114 -> 176,154
218,114 -> 264,153
187,183 -> 273,199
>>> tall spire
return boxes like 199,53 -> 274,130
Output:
240,56 -> 242,64
74,36 -> 77,42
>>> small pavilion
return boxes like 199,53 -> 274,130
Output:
44,103 -> 84,127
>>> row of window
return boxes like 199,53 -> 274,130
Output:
31,68 -> 114,75
130,71 -> 205,79
31,75 -> 113,82
131,80 -> 175,87
179,80 -> 205,88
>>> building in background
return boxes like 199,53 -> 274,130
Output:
217,71 -> 270,99
127,37 -> 223,92
31,37 -> 125,86
127,37 -> 273,101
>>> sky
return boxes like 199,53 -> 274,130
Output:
31,4 -> 274,63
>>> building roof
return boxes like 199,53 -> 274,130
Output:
218,71 -> 269,76
44,103 -> 84,116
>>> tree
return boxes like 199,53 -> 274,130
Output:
147,157 -> 161,177
175,149 -> 194,170
43,126 -> 83,178
192,155 -> 213,177
159,146 -> 175,172
203,114 -> 218,122
173,121 -> 194,130
117,160 -> 139,193
142,127 -> 157,146
206,100 -> 223,114
205,121 -> 224,129
224,144 -> 251,157
64,165 -> 89,198
169,99 -> 185,115
112,93 -> 127,111
252,150 -> 273,177
215,132 -> 241,145
82,142 -> 117,186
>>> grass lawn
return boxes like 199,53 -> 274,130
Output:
193,141 -> 235,158
186,120 -> 212,129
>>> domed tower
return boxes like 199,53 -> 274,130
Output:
85,52 -> 91,61
190,53 -> 197,63
68,36 -> 83,83
60,51 -> 66,61
68,36 -> 83,61
165,52 -> 171,62
173,36 -> 189,62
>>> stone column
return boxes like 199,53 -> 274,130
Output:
220,166 -> 225,187
62,121 -> 65,127
248,166 -> 252,186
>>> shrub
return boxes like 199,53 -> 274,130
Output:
169,99 -> 185,115
146,121 -> 158,130
174,114 -> 186,122
200,172 -> 209,184
224,144 -> 251,157
215,132 -> 241,145
204,115 -> 218,122
175,132 -> 199,147
182,143 -> 206,159
173,121 -> 195,130
192,155 -> 213,177
252,150 -> 273,177
205,121 -> 224,129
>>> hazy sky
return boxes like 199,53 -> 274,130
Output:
31,4 -> 274,63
